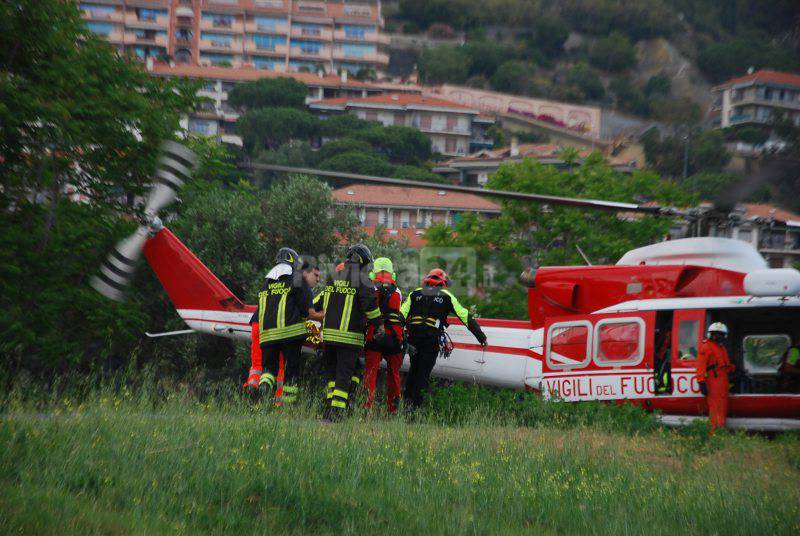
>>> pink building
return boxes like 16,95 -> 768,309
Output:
79,0 -> 389,76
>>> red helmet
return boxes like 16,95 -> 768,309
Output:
424,268 -> 449,287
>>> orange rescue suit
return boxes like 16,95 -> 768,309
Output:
695,339 -> 735,432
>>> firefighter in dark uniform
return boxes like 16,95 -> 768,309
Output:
257,247 -> 315,404
400,268 -> 487,409
320,244 -> 384,420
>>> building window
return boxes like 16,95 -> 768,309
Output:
393,113 -> 404,126
737,229 -> 752,243
446,115 -> 458,131
136,8 -> 165,22
175,49 -> 192,63
81,3 -> 116,17
201,53 -> 234,66
297,23 -> 323,37
365,110 -> 378,122
343,4 -> 371,17
292,40 -> 322,55
341,43 -> 375,58
86,21 -> 113,36
253,34 -> 285,50
445,137 -> 457,153
202,12 -> 233,28
202,32 -> 233,47
188,118 -> 214,135
400,210 -> 410,228
255,16 -> 284,31
255,0 -> 284,7
420,114 -> 432,129
342,24 -> 375,39
201,80 -> 217,91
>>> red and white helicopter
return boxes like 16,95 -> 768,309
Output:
92,145 -> 800,431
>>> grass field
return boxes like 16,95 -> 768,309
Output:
1,385 -> 799,534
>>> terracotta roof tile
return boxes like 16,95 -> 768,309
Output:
148,62 -> 422,92
716,69 -> 800,89
332,184 -> 500,211
743,203 -> 800,223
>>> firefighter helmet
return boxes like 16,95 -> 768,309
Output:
707,322 -> 728,337
424,268 -> 449,287
346,243 -> 373,266
275,247 -> 301,270
369,257 -> 396,282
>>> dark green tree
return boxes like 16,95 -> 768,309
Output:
418,46 -> 470,84
227,77 -> 308,110
566,63 -> 606,101
490,60 -> 536,95
353,125 -> 432,165
589,32 -> 637,72
237,107 -> 319,154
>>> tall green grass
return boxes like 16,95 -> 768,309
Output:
1,382 -> 798,534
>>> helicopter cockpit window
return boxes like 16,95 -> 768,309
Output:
547,321 -> 591,370
743,334 -> 790,375
677,319 -> 699,360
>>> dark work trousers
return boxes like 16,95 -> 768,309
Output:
326,344 -> 361,412
404,337 -> 440,409
261,340 -> 303,386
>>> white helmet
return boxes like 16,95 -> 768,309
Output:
707,322 -> 728,336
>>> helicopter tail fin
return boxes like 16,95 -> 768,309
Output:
143,227 -> 249,314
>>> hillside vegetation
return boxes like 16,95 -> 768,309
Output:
386,0 -> 800,119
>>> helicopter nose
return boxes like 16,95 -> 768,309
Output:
519,267 -> 537,288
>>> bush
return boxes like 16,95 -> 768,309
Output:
418,45 -> 470,85
566,63 -> 605,101
427,22 -> 456,39
589,32 -> 637,72
490,60 -> 536,95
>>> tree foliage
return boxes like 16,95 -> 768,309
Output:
490,61 -> 537,95
418,46 -> 470,85
237,107 -> 319,154
227,77 -> 308,111
589,32 -> 637,72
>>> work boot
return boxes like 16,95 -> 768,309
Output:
258,372 -> 276,397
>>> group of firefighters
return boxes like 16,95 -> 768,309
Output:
239,244 -> 797,430
243,244 -> 487,421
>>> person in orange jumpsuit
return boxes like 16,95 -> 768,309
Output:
243,311 -> 285,398
363,257 -> 405,413
695,322 -> 735,433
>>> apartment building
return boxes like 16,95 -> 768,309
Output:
146,60 -> 421,144
309,94 -> 493,156
79,0 -> 389,75
332,184 -> 501,248
434,141 -> 636,186
712,69 -> 800,129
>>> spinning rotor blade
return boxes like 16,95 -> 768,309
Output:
244,164 -> 683,216
91,141 -> 198,302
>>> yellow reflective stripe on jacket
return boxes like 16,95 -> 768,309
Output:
260,323 -> 307,343
365,307 -> 381,320
400,288 -> 420,318
277,292 -> 288,329
313,292 -> 323,306
788,347 -> 800,366
339,293 -> 354,331
322,328 -> 364,346
258,291 -> 268,329
441,289 -> 470,324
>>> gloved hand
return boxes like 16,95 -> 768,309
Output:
478,335 -> 488,348
374,323 -> 385,339
698,381 -> 707,396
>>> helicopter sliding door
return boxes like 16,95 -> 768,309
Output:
541,312 -> 655,401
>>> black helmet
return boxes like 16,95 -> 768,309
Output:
345,243 -> 373,266
276,247 -> 301,270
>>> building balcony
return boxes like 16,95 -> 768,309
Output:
199,39 -> 242,53
331,50 -> 389,64
332,30 -> 387,44
245,23 -> 290,35
244,42 -> 287,55
124,33 -> 169,47
290,47 -> 329,60
82,9 -> 124,22
124,14 -> 170,29
199,19 -> 244,33
105,30 -> 125,44
291,26 -> 333,40
730,94 -> 800,111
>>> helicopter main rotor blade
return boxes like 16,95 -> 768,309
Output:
243,163 -> 682,216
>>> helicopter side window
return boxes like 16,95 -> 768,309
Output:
593,318 -> 645,367
677,319 -> 699,360
546,321 -> 591,370
743,334 -> 790,375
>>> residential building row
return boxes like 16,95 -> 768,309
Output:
309,93 -> 494,156
712,69 -> 800,130
79,0 -> 389,76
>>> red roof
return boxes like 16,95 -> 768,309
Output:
743,203 -> 800,223
148,62 -> 422,92
332,184 -> 500,211
715,69 -> 800,89
311,92 -> 477,111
